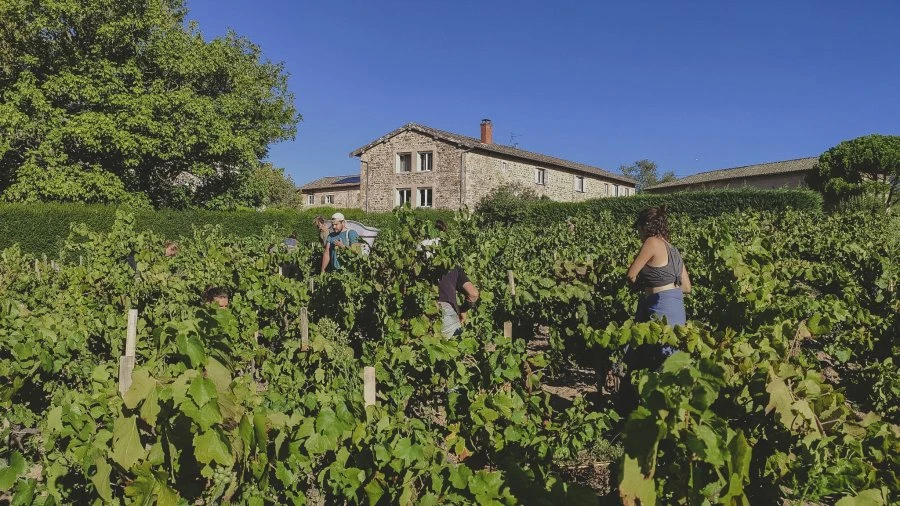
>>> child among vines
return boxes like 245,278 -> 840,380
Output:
203,286 -> 230,309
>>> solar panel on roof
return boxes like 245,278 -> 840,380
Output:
335,176 -> 360,184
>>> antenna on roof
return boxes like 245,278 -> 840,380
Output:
509,133 -> 521,149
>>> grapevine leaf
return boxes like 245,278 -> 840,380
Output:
449,465 -> 472,490
90,458 -> 113,503
834,488 -> 887,506
123,368 -> 155,409
10,478 -> 35,506
188,376 -> 217,407
364,476 -> 385,505
206,358 -> 233,394
0,450 -> 25,490
619,455 -> 657,506
140,386 -> 161,426
661,351 -> 691,373
125,464 -> 180,506
109,415 -> 146,470
765,370 -> 795,429
176,333 -> 206,368
835,489 -> 887,506
194,430 -> 234,467
724,431 -> 751,502
46,407 -> 63,434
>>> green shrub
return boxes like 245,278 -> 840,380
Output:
0,203 -> 453,256
477,189 -> 823,224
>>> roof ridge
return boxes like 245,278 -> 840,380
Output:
684,156 -> 819,178
646,156 -> 819,190
352,122 -> 636,184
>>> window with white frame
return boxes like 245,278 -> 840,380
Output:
307,194 -> 314,205
325,195 -> 334,205
397,153 -> 412,173
534,168 -> 546,185
605,183 -> 610,196
574,175 -> 585,193
418,152 -> 433,172
501,161 -> 508,173
614,185 -> 620,197
418,187 -> 433,208
396,188 -> 412,207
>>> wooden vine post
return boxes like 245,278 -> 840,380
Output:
507,270 -> 516,297
363,366 -> 376,407
504,321 -> 513,339
308,277 -> 315,294
300,307 -> 309,351
118,309 -> 138,396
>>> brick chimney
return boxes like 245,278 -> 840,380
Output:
480,119 -> 493,144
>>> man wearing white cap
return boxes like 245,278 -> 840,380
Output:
320,212 -> 362,273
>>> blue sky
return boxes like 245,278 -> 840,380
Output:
187,0 -> 900,184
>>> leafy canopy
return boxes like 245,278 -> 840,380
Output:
0,0 -> 300,208
808,134 -> 900,209
619,160 -> 675,193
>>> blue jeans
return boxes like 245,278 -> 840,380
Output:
628,288 -> 685,370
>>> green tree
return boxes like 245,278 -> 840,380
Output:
0,0 -> 299,208
252,163 -> 302,209
619,159 -> 675,192
808,135 -> 900,210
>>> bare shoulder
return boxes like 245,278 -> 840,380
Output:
643,236 -> 666,249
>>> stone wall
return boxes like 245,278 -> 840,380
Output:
463,151 -> 632,208
301,188 -> 361,208
650,172 -> 809,194
358,130 -> 462,212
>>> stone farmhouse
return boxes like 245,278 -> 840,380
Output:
645,157 -> 817,194
299,175 -> 361,208
348,120 -> 636,212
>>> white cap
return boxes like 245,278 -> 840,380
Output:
331,212 -> 345,222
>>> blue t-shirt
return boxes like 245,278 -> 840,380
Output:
326,229 -> 360,270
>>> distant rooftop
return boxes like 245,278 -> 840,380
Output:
646,157 -> 819,191
350,122 -> 636,185
298,175 -> 361,191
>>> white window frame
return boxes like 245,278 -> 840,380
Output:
501,161 -> 508,173
396,188 -> 412,207
534,168 -> 546,185
397,153 -> 412,173
417,151 -> 433,172
605,183 -> 610,196
614,185 -> 620,197
307,194 -> 314,205
417,187 -> 433,208
325,194 -> 334,205
574,175 -> 585,193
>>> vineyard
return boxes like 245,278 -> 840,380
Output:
0,208 -> 898,505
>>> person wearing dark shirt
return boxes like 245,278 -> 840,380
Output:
438,266 -> 479,338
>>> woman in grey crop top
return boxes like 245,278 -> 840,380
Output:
626,205 -> 691,326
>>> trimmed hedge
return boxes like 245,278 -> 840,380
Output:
478,189 -> 824,224
0,203 -> 453,257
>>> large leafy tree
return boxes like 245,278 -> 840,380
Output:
252,163 -> 303,209
808,135 -> 900,209
0,0 -> 299,208
619,159 -> 675,192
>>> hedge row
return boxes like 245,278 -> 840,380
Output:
477,189 -> 824,224
0,204 -> 453,257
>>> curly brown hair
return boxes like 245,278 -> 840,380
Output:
634,205 -> 670,240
